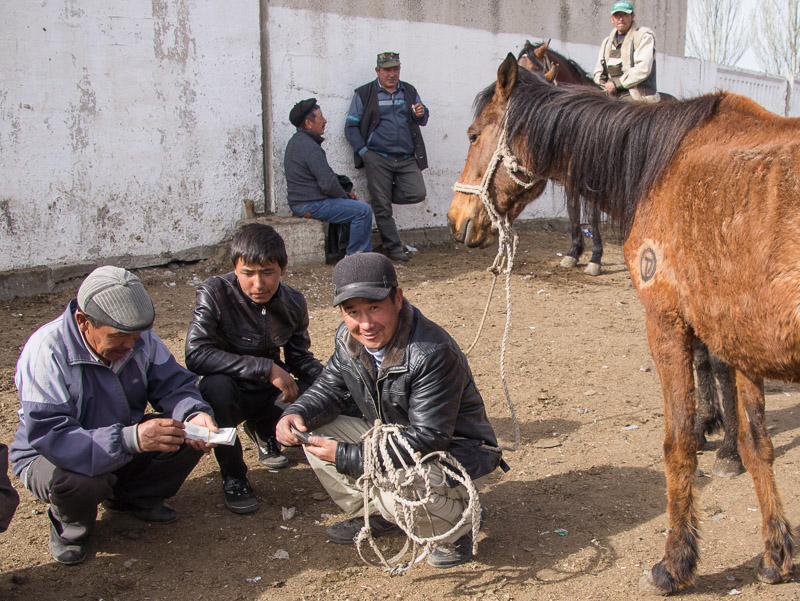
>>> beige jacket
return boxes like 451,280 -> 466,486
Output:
593,22 -> 660,103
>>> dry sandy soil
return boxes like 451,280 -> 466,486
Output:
3,224 -> 800,601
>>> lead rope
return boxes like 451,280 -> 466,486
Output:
452,124 -> 540,454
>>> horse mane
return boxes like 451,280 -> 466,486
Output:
505,68 -> 723,234
517,41 -> 594,85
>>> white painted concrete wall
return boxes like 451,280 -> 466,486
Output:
5,0 -> 798,277
0,1 -> 263,272
266,8 -> 578,228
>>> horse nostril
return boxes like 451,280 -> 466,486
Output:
464,219 -> 475,245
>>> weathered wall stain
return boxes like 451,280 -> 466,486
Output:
66,69 -> 97,153
0,199 -> 15,235
152,0 -> 196,64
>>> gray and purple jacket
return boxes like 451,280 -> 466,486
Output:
10,299 -> 212,480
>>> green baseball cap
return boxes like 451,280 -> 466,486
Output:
611,1 -> 633,14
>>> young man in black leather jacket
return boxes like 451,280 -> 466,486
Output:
186,224 -> 322,514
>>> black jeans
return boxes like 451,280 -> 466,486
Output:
362,151 -> 426,253
199,374 -> 307,479
25,444 -> 202,544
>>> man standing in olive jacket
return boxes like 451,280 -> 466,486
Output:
186,224 -> 322,514
276,253 -> 502,568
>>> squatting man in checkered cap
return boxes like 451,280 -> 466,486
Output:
276,252 -> 506,568
10,266 -> 217,565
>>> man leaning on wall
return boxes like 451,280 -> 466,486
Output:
345,51 -> 430,262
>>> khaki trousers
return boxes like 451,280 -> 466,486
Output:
305,415 -> 486,544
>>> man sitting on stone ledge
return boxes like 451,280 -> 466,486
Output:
10,266 -> 216,565
284,97 -> 374,257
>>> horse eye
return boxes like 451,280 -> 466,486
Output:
468,132 -> 479,144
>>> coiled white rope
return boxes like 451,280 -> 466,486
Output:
354,420 -> 482,575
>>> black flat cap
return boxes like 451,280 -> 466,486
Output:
332,253 -> 398,307
289,98 -> 317,127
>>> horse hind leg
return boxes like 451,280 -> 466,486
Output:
584,202 -> 602,276
711,359 -> 744,478
734,370 -> 793,584
693,340 -> 722,451
560,191 -> 583,269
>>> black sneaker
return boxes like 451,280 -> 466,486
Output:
48,525 -> 87,565
222,476 -> 259,515
242,422 -> 289,469
427,531 -> 475,568
427,506 -> 486,569
387,250 -> 410,262
102,499 -> 179,524
326,514 -> 404,544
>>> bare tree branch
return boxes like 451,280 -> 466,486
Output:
752,0 -> 800,78
686,0 -> 749,66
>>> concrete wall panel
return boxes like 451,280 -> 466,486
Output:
266,6 -> 612,231
0,1 -> 264,272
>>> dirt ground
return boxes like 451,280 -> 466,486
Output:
3,223 -> 800,601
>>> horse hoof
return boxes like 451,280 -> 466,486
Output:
755,561 -> 785,584
711,456 -> 745,478
560,256 -> 578,268
638,572 -> 672,596
584,262 -> 601,276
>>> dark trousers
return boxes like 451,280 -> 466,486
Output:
362,152 -> 426,253
199,374 -> 305,479
25,445 -> 202,544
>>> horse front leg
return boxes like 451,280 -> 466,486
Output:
560,191 -> 583,268
734,370 -> 793,583
711,359 -> 744,478
639,316 -> 699,595
584,201 -> 603,276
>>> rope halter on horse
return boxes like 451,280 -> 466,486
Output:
452,124 -> 539,275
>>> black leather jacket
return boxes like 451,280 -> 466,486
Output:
283,299 -> 501,480
185,273 -> 322,386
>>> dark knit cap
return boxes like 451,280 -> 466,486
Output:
77,266 -> 155,332
332,252 -> 398,307
289,98 -> 318,127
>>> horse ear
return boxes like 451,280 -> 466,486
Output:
534,39 -> 550,59
523,39 -> 533,49
545,63 -> 558,83
496,53 -> 518,102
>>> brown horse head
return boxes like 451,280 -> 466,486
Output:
517,40 -> 559,82
449,54 -> 547,248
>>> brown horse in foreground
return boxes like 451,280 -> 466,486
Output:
519,40 -> 743,479
449,54 -> 799,594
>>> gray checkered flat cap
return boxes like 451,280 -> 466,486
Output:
77,266 -> 155,332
